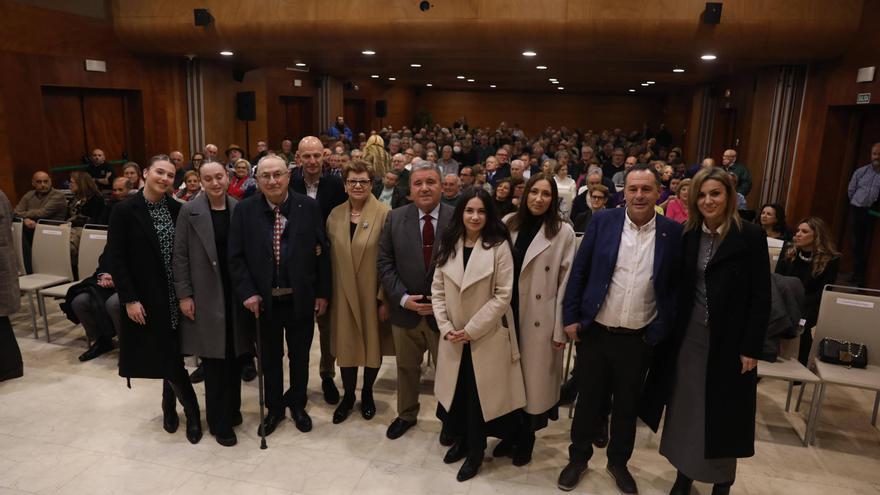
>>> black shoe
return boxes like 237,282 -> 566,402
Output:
512,433 -> 535,467
231,411 -> 243,427
492,439 -> 514,458
593,420 -> 609,448
439,429 -> 454,447
456,454 -> 482,482
386,417 -> 416,439
443,442 -> 467,464
240,361 -> 257,382
322,377 -> 340,405
670,471 -> 693,495
258,411 -> 285,437
333,398 -> 355,424
162,405 -> 179,434
185,414 -> 202,444
78,339 -> 114,362
711,483 -> 732,495
215,431 -> 237,447
290,407 -> 312,432
606,463 -> 638,494
559,378 -> 578,405
360,393 -> 376,420
557,461 -> 588,492
189,364 -> 205,384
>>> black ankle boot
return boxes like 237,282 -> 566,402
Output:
512,432 -> 535,466
670,471 -> 693,495
170,381 -> 202,444
711,482 -> 732,495
161,381 -> 179,434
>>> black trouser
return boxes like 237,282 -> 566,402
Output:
162,355 -> 199,416
851,205 -> 876,282
71,293 -> 119,342
261,298 -> 314,413
569,323 -> 651,466
203,357 -> 241,436
22,227 -> 34,274
0,316 -> 23,381
447,344 -> 487,458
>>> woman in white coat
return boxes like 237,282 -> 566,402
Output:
432,188 -> 526,482
500,173 -> 575,465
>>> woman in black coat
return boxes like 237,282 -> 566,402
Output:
642,167 -> 770,495
104,155 -> 202,444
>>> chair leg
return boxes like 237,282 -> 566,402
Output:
785,381 -> 794,412
39,293 -> 51,343
27,292 -> 38,339
795,383 -> 806,412
872,392 -> 879,427
809,383 -> 826,445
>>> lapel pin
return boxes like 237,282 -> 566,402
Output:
363,222 -> 369,229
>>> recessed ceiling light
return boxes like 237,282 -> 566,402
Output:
457,75 -> 465,79
646,81 -> 655,84
536,65 -> 547,70
388,77 -> 396,81
641,83 -> 649,86
557,86 -> 564,90
701,54 -> 717,60
549,78 -> 557,82
370,74 -> 379,78
467,79 -> 475,82
362,50 -> 376,55
522,50 -> 537,57
426,83 -> 433,87
219,51 -> 234,56
673,68 -> 685,73
490,84 -> 496,88
295,62 -> 306,67
410,63 -> 421,68
628,89 -> 636,93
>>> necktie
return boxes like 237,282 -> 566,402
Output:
422,214 -> 434,269
273,206 -> 283,270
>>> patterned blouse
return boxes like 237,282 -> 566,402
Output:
145,195 -> 178,329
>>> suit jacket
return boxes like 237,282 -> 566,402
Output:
377,202 -> 453,330
104,191 -> 182,379
291,173 -> 347,223
172,194 -> 251,359
228,188 -> 330,319
371,182 -> 407,209
561,207 -> 683,345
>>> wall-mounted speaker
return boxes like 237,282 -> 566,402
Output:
703,2 -> 723,24
375,100 -> 388,118
194,9 -> 213,27
236,91 -> 256,121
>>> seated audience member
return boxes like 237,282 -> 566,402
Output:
686,157 -> 715,178
252,140 -> 270,165
224,145 -> 244,173
14,171 -> 70,272
510,177 -> 526,208
611,156 -> 638,191
659,165 -> 675,201
484,156 -> 502,186
426,149 -> 438,164
175,170 -> 201,202
728,173 -> 747,210
329,115 -> 353,141
170,151 -> 187,189
572,184 -> 609,233
0,190 -> 23,382
122,162 -> 145,190
68,172 -> 106,228
85,148 -> 114,190
277,139 -> 296,165
722,149 -> 752,197
775,217 -> 840,365
100,177 -> 134,224
759,203 -> 792,241
665,178 -> 690,224
62,257 -> 120,362
373,170 -> 406,208
458,166 -> 476,193
363,134 -> 391,178
204,143 -> 219,163
227,159 -> 256,200
493,178 -> 516,217
441,174 -> 462,207
438,145 -> 460,177
509,160 -> 527,181
554,160 -> 577,217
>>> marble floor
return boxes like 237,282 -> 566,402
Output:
2,298 -> 880,495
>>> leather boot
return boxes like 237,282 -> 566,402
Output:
170,380 -> 202,444
161,380 -> 179,434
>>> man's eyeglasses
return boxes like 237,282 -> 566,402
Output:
346,179 -> 371,188
258,172 -> 288,182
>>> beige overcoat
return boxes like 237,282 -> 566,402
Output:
509,220 -> 576,414
327,195 -> 394,367
431,238 -> 526,421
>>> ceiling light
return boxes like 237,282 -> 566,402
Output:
426,83 -> 433,87
549,78 -> 557,82
522,50 -> 537,57
701,54 -> 717,60
536,65 -> 547,70
646,81 -> 655,84
370,74 -> 379,78
362,50 -> 376,55
467,79 -> 475,82
295,62 -> 306,67
219,51 -> 233,56
641,83 -> 649,86
490,84 -> 496,88
410,63 -> 421,68
557,86 -> 564,90
457,75 -> 465,79
628,89 -> 636,93
673,68 -> 685,73
388,77 -> 396,81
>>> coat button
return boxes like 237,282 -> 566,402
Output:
545,266 -> 550,272
534,321 -> 540,327
536,294 -> 542,300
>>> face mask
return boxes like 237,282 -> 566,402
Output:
453,146 -> 461,153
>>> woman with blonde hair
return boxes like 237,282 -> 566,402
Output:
362,134 -> 391,179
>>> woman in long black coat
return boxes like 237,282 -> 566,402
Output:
641,167 -> 770,495
104,155 -> 202,444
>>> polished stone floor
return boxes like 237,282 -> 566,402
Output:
2,298 -> 879,495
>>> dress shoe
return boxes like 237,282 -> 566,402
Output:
386,417 -> 416,439
492,439 -> 514,458
443,442 -> 467,464
606,463 -> 638,494
557,461 -> 588,491
258,410 -> 285,437
439,429 -> 454,447
360,393 -> 376,420
512,433 -> 535,467
670,471 -> 693,495
290,407 -> 313,432
333,397 -> 355,424
231,411 -> 243,427
456,454 -> 482,482
78,338 -> 114,362
593,420 -> 609,448
215,430 -> 237,447
240,361 -> 257,382
322,377 -> 340,405
189,363 -> 205,384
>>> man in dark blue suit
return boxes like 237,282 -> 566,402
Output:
557,164 -> 682,494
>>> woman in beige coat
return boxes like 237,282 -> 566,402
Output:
501,173 -> 575,466
432,188 -> 526,482
327,161 -> 394,424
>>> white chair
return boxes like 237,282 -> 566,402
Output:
11,219 -> 25,276
37,224 -> 108,343
798,285 -> 880,445
17,220 -> 73,338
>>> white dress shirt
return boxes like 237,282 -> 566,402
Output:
595,211 -> 658,330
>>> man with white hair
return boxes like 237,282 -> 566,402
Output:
437,145 -> 460,178
440,174 -> 461,206
204,144 -> 219,163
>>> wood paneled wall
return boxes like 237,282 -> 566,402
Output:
201,64 -> 268,160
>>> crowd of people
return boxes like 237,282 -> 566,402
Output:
2,118 -> 877,494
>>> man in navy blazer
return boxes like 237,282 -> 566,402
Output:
557,164 -> 682,494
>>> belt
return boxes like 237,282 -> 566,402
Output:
592,321 -> 644,335
271,287 -> 293,299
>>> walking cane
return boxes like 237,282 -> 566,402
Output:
563,340 -> 576,419
254,309 -> 268,449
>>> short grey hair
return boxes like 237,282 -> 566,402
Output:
410,159 -> 441,179
443,173 -> 460,185
256,154 -> 288,173
587,165 -> 603,178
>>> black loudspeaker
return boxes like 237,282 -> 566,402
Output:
375,100 -> 388,118
703,2 -> 723,24
232,70 -> 246,82
194,9 -> 213,26
236,91 -> 256,121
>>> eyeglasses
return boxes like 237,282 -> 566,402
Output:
346,179 -> 371,188
258,172 -> 288,182
590,195 -> 607,201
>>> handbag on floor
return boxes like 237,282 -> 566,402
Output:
817,338 -> 868,369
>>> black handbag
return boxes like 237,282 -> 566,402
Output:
818,338 -> 868,369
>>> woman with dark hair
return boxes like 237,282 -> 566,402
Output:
759,203 -> 791,241
499,173 -> 575,465
775,217 -> 840,365
431,188 -> 526,482
492,178 -> 516,217
104,155 -> 202,444
68,172 -> 106,227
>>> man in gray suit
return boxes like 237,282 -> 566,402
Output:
378,160 -> 452,440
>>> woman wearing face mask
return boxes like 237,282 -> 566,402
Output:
104,155 -> 203,444
432,188 -> 525,482
498,173 -> 575,466
642,167 -> 770,495
774,217 -> 840,365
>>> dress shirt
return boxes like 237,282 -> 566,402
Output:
595,211 -> 658,330
400,203 -> 440,308
303,176 -> 320,199
848,164 -> 880,207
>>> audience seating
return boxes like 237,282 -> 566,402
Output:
37,224 -> 108,343
11,218 -> 25,276
17,220 -> 73,339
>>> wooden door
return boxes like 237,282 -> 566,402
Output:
710,108 -> 738,161
83,92 -> 128,161
343,98 -> 366,136
280,96 -> 313,142
42,87 -> 87,167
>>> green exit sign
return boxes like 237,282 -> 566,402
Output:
856,93 -> 871,104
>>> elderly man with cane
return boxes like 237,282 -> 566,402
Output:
229,153 -> 331,438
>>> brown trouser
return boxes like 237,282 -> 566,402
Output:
391,319 -> 439,422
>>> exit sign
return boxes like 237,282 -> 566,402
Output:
857,93 -> 871,104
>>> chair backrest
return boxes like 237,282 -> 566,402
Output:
77,224 -> 108,280
813,285 -> 880,367
31,220 -> 73,280
11,219 -> 25,276
768,245 -> 783,272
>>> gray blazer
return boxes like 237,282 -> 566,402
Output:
172,193 -> 250,359
0,190 -> 21,316
377,202 -> 453,330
